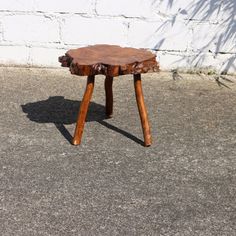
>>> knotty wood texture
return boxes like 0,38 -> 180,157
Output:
59,45 -> 158,146
59,44 -> 159,77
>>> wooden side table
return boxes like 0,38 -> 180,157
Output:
59,44 -> 159,146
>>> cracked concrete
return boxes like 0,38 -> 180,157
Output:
0,67 -> 236,235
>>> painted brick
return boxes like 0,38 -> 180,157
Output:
0,21 -> 3,41
3,15 -> 60,43
63,16 -> 128,46
187,52 -> 236,73
155,0 -> 219,21
185,0 -> 226,22
128,19 -> 191,51
158,51 -> 236,74
0,0 -> 93,13
190,21 -> 235,53
0,46 -> 30,65
0,0 -> 235,73
157,51 -> 190,70
0,0 -> 35,12
154,0 -> 192,19
29,47 -> 66,67
34,0 -> 94,14
96,0 -> 154,18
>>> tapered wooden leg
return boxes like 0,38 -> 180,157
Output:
105,76 -> 113,118
134,74 -> 152,146
72,75 -> 95,145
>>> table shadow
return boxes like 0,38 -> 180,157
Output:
21,96 -> 144,145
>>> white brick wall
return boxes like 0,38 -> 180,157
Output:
62,16 -> 128,45
96,0 -> 155,18
0,0 -> 235,73
3,15 -> 60,43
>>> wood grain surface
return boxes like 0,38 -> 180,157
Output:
59,44 -> 159,77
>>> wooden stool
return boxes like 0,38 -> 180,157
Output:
59,45 -> 159,146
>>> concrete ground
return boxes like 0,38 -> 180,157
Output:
0,67 -> 236,235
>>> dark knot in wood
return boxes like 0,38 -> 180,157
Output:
58,55 -> 72,67
92,63 -> 108,74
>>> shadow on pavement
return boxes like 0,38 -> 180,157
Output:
21,96 -> 144,145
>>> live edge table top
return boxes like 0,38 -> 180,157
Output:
59,44 -> 159,77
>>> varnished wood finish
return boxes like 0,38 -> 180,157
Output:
72,75 -> 95,145
59,45 -> 158,146
105,76 -> 113,118
59,44 -> 159,77
134,74 -> 152,147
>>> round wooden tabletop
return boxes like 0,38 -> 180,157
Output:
59,44 -> 159,77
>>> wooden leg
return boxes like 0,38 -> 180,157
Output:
72,75 -> 95,145
134,74 -> 152,146
105,76 -> 113,118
